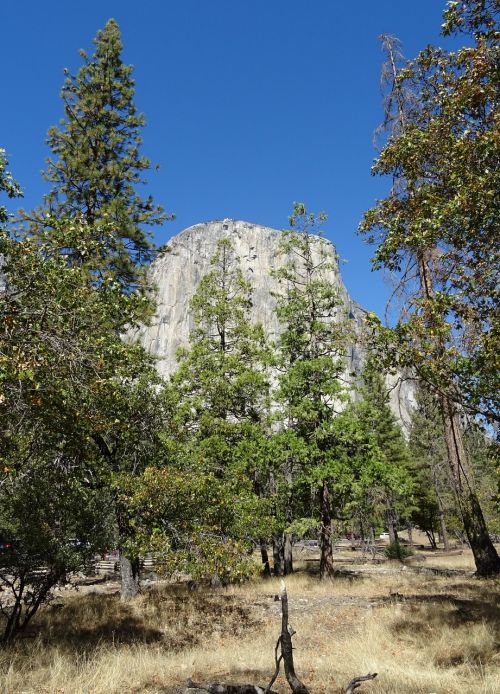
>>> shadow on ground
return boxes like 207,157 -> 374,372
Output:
21,586 -> 263,653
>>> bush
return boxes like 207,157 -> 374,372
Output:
0,463 -> 114,643
384,542 -> 414,561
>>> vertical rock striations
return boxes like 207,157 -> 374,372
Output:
132,219 -> 415,426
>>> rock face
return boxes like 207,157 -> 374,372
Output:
133,219 -> 415,428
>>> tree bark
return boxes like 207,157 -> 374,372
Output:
440,396 -> 500,576
283,533 -> 293,576
283,458 -> 294,575
272,536 -> 283,577
120,554 -> 140,600
279,583 -> 310,694
260,540 -> 272,578
439,509 -> 450,551
385,503 -> 399,545
319,480 -> 335,579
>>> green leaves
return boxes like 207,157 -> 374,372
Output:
359,6 -> 499,423
123,238 -> 275,580
0,149 -> 22,226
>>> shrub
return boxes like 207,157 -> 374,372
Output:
384,542 -> 414,561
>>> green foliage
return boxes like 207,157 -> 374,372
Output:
0,149 -> 22,226
442,0 -> 499,38
464,423 -> 500,535
114,466 -> 267,581
0,219 -> 158,473
40,19 -> 171,290
0,212 -> 165,619
273,204 -> 348,442
1,20 -> 175,606
173,238 -> 271,442
126,238 -> 275,581
285,517 -> 319,538
384,542 -> 414,561
345,360 -> 414,532
0,458 -> 115,643
359,5 -> 500,423
272,204 -> 354,573
408,386 -> 458,543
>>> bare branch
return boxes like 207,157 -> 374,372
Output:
344,673 -> 378,694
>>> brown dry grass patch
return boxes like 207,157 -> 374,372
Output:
0,553 -> 499,693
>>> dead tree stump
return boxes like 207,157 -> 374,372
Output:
185,580 -> 377,694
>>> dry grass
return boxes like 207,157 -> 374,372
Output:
420,550 -> 477,571
0,552 -> 499,693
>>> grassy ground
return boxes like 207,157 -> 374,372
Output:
0,548 -> 499,693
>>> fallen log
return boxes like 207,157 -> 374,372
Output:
185,680 -> 275,694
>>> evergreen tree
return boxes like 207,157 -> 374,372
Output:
173,238 -> 271,445
273,204 -> 350,578
27,19 -> 174,597
409,387 -> 456,549
39,19 -> 170,289
0,149 -> 21,227
353,360 -> 413,548
140,238 -> 275,581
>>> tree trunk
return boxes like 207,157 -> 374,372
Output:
3,595 -> 22,644
120,554 -> 140,600
283,458 -> 294,576
439,509 -> 450,551
425,528 -> 437,550
283,533 -> 293,575
272,536 -> 283,577
431,463 -> 450,551
319,480 -> 335,579
385,504 -> 399,545
279,583 -> 310,694
440,395 -> 500,576
260,539 -> 271,577
415,252 -> 500,575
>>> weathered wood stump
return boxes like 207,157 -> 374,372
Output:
185,581 -> 377,694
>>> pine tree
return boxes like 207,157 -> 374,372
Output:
273,204 -> 349,578
0,149 -> 21,226
351,360 -> 413,550
40,19 -> 170,289
409,386 -> 456,549
158,238 -> 274,580
39,19 -> 174,597
173,237 -> 271,442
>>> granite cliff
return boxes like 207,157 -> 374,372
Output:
133,219 -> 415,428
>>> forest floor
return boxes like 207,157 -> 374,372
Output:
0,545 -> 499,694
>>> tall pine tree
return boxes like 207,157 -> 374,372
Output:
352,360 -> 413,549
21,20 -> 173,598
273,204 -> 349,578
161,238 -> 274,580
40,19 -> 170,290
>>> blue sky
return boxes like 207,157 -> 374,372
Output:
1,1 -> 460,317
